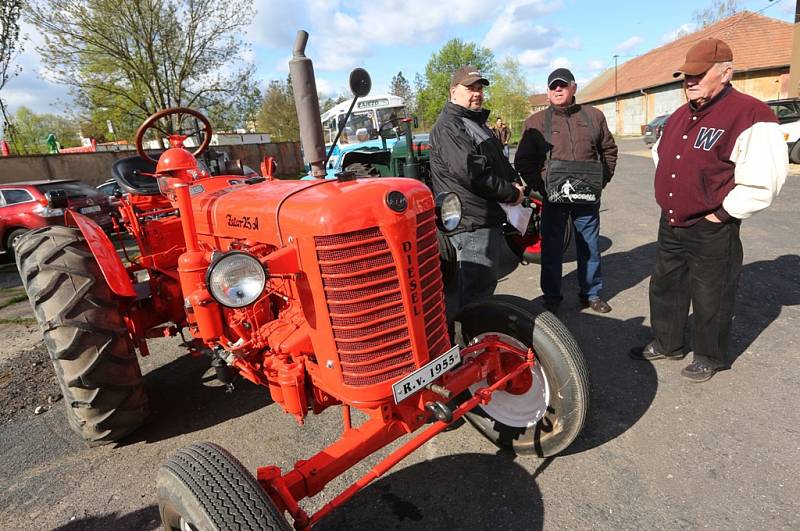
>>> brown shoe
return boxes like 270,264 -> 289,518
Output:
581,298 -> 612,313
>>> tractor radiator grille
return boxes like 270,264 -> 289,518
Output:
416,209 -> 449,361
315,209 -> 448,388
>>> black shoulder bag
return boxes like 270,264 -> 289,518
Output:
543,107 -> 604,204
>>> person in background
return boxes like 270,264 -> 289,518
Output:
492,117 -> 511,159
630,38 -> 787,382
429,66 -> 525,312
515,67 -> 618,315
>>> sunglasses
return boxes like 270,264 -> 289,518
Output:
548,80 -> 569,90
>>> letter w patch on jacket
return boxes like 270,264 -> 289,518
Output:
693,127 -> 725,151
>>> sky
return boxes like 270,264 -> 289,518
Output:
2,0 -> 795,116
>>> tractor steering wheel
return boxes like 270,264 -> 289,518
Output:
135,107 -> 213,164
378,116 -> 410,139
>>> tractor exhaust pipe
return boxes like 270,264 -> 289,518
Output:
290,30 -> 326,178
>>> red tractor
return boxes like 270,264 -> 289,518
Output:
16,31 -> 589,529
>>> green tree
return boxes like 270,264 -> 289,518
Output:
416,39 -> 495,128
256,77 -> 299,142
389,71 -> 413,112
485,58 -> 531,143
11,106 -> 81,154
320,95 -> 347,115
206,79 -> 263,132
692,0 -> 739,27
0,0 -> 24,151
27,0 -> 256,135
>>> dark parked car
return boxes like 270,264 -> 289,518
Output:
643,114 -> 671,145
0,179 -> 114,257
767,98 -> 800,125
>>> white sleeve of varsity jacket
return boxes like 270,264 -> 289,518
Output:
723,121 -> 788,220
652,137 -> 660,167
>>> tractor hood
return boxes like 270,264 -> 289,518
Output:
192,177 -> 434,248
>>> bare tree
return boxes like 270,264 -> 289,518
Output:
692,0 -> 740,28
0,0 -> 24,151
27,0 -> 256,131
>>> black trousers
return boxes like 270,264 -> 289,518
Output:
649,215 -> 743,368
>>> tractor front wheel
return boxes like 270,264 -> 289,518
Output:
15,226 -> 148,445
457,297 -> 590,456
157,442 -> 291,531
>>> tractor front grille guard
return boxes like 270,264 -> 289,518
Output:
315,207 -> 448,387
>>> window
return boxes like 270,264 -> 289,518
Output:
1,189 -> 34,205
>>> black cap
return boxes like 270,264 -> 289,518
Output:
547,68 -> 575,88
450,66 -> 490,88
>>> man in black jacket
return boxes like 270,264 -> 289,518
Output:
430,66 -> 525,311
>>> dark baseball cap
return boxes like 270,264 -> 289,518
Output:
450,66 -> 489,88
547,68 -> 575,88
673,38 -> 733,77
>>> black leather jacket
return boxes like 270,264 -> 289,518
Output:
430,102 -> 521,233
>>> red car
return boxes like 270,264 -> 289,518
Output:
0,179 -> 114,257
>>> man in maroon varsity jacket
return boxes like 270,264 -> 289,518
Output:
630,38 -> 788,382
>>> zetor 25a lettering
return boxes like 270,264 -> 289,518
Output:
227,214 -> 260,230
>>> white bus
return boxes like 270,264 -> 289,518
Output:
320,94 -> 406,145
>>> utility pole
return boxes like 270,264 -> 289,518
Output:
614,54 -> 620,134
789,0 -> 800,98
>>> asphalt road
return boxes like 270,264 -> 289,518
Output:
1,137 -> 799,530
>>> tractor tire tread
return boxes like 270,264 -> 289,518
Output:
157,442 -> 290,531
15,226 -> 147,445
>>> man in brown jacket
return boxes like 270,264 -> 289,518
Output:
492,117 -> 511,158
515,68 -> 618,314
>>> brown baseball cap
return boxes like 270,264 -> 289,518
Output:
450,66 -> 489,88
673,38 -> 733,77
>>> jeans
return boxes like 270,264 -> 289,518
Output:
540,202 -> 602,301
447,225 -> 504,312
649,215 -> 742,368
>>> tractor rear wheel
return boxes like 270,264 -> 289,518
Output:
157,442 -> 291,531
505,199 -> 573,264
15,226 -> 148,445
457,297 -> 589,456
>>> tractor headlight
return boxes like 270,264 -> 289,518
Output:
207,252 -> 266,308
435,192 -> 462,232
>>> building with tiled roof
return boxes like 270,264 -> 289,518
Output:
579,11 -> 792,135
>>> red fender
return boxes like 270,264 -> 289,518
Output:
67,211 -> 136,298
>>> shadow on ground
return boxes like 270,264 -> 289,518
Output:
728,254 -> 800,366
53,505 -> 160,531
316,452 -> 546,531
120,354 -> 274,446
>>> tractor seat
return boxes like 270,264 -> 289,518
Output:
111,156 -> 162,196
